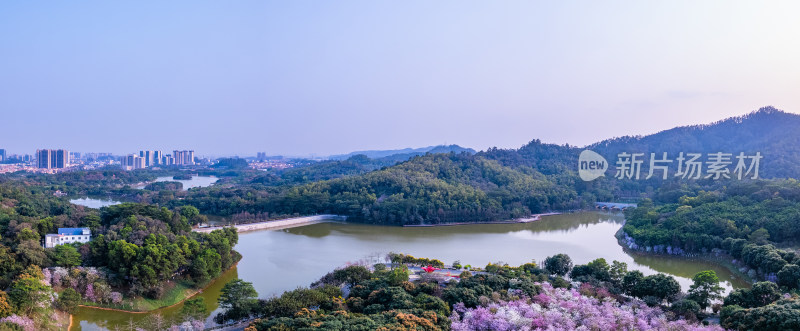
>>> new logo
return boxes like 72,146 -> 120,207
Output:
578,150 -> 608,181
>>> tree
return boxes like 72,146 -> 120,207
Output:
386,265 -> 410,286
778,264 -> 800,289
748,228 -> 770,244
622,270 -> 644,297
16,240 -> 48,267
9,274 -> 52,315
570,258 -> 611,281
687,270 -> 724,310
544,254 -> 573,276
57,288 -> 81,313
181,297 -> 207,319
636,274 -> 680,304
333,265 -> 371,285
0,291 -> 12,318
670,299 -> 701,321
216,278 -> 258,322
721,297 -> 800,330
609,260 -> 628,286
53,245 -> 82,267
724,281 -> 780,308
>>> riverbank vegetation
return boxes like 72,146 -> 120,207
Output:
215,253 -> 752,330
623,180 -> 800,287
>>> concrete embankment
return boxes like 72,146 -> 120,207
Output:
193,214 -> 347,233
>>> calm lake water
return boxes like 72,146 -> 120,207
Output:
135,175 -> 218,190
70,197 -> 122,208
71,211 -> 749,330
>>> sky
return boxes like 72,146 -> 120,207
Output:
2,1 -> 800,157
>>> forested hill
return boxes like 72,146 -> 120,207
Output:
250,145 -> 477,187
180,106 -> 800,225
183,152 -> 593,225
481,106 -> 800,179
589,106 -> 800,178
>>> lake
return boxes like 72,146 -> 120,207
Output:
71,211 -> 749,330
135,175 -> 218,190
70,197 -> 122,208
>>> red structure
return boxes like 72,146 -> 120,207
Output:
422,265 -> 438,273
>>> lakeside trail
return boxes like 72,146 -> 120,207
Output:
193,214 -> 346,233
76,262 -> 239,314
194,212 -> 563,232
402,212 -> 561,227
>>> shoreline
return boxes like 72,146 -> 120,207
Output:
76,261 -> 240,314
195,214 -> 347,233
614,227 -> 755,287
402,212 -> 561,227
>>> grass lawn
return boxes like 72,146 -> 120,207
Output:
80,280 -> 200,312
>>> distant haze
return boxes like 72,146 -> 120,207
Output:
2,1 -> 799,157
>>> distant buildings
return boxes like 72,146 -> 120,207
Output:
0,149 -> 5,162
173,150 -> 196,165
121,154 -> 147,170
120,149 -> 194,170
140,150 -> 153,167
257,152 -> 266,161
44,227 -> 91,248
36,149 -> 70,169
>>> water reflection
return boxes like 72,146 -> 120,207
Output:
70,197 -> 122,208
135,176 -> 218,191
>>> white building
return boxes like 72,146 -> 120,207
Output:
44,228 -> 91,248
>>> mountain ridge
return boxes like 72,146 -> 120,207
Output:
328,144 -> 475,160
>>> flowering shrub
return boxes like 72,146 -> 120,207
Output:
85,283 -> 96,302
44,267 -> 117,303
450,283 -> 724,331
0,314 -> 36,331
110,292 -> 123,304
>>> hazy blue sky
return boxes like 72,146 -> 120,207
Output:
2,1 -> 799,157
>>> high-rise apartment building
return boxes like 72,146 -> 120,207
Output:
0,149 -> 5,162
134,156 -> 145,169
139,151 -> 153,167
153,151 -> 163,165
173,150 -> 183,165
120,154 -> 147,170
54,150 -> 69,168
36,149 -> 70,169
173,150 -> 195,165
37,150 -> 51,168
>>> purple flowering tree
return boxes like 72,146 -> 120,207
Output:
84,283 -> 96,302
450,283 -> 724,331
0,315 -> 36,331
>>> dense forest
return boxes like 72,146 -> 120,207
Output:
0,179 -> 239,329
180,153 -> 594,225
622,180 -> 800,290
